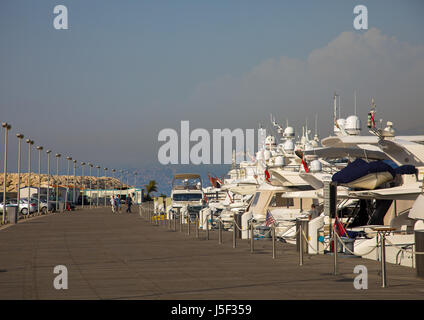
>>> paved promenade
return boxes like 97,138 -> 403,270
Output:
0,207 -> 423,300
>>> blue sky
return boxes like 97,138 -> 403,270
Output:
1,0 -> 424,172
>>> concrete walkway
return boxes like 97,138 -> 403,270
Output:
0,207 -> 423,299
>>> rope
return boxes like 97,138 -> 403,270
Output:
334,232 -> 379,257
279,226 -> 301,240
232,219 -> 250,232
301,229 -> 329,254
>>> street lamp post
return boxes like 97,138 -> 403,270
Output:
46,150 -> 51,213
81,162 -> 86,209
55,154 -> 61,212
88,163 -> 93,209
120,169 -> 124,200
126,171 -> 129,202
73,159 -> 77,205
112,169 -> 116,200
134,171 -> 138,203
2,123 -> 11,223
36,146 -> 43,214
26,139 -> 34,215
104,168 -> 108,206
65,156 -> 72,211
16,133 -> 24,221
96,165 -> 100,207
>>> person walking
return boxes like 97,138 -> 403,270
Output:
126,196 -> 133,213
110,196 -> 116,213
115,195 -> 121,213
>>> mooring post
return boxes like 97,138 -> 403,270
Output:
272,224 -> 276,259
381,232 -> 387,288
333,231 -> 338,275
250,222 -> 254,253
218,219 -> 222,244
196,216 -> 199,238
206,215 -> 209,240
233,215 -> 236,249
299,224 -> 303,266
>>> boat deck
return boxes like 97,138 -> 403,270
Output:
0,206 -> 423,299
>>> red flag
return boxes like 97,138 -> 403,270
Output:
334,216 -> 348,237
301,156 -> 309,173
265,169 -> 271,182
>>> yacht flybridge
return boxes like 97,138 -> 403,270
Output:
170,174 -> 204,221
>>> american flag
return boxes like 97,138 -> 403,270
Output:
265,210 -> 276,227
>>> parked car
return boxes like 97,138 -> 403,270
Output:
38,197 -> 57,213
0,198 -> 38,215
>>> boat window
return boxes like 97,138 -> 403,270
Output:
173,194 -> 203,201
269,193 -> 294,207
251,192 -> 260,207
281,198 -> 294,208
269,193 -> 283,207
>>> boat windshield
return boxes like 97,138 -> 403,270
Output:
173,194 -> 203,201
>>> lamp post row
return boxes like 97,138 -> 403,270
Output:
0,122 -> 136,223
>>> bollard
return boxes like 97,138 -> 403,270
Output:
381,232 -> 387,288
196,216 -> 199,238
272,224 -> 276,259
218,220 -> 222,244
250,222 -> 254,253
206,215 -> 209,240
333,232 -> 338,275
233,216 -> 236,248
174,212 -> 177,231
299,224 -> 303,266
187,216 -> 191,236
179,211 -> 182,232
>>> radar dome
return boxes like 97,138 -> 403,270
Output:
283,126 -> 295,138
382,121 -> 395,137
345,115 -> 361,135
310,160 -> 322,172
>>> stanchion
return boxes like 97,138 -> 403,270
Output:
250,222 -> 254,253
196,216 -> 199,238
272,224 -> 276,259
381,232 -> 387,288
187,216 -> 191,236
333,231 -> 337,275
233,216 -> 236,248
299,224 -> 303,266
218,219 -> 222,244
179,209 -> 182,232
173,212 -> 177,231
206,215 -> 209,240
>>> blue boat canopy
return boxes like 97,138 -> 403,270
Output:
394,165 -> 416,175
332,158 -> 396,184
